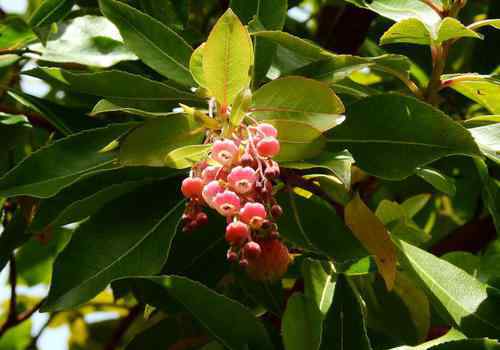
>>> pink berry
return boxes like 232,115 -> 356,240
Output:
257,123 -> 278,138
243,241 -> 262,259
213,190 -> 241,217
202,180 -> 224,207
257,137 -> 280,158
227,166 -> 257,194
225,221 -> 250,245
212,140 -> 239,166
240,202 -> 267,229
181,177 -> 204,198
202,165 -> 221,183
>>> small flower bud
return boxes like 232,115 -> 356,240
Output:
227,166 -> 257,194
213,190 -> 241,217
181,177 -> 204,199
202,180 -> 224,207
240,202 -> 267,229
271,204 -> 283,218
243,241 -> 262,259
202,165 -> 221,183
257,137 -> 280,158
225,221 -> 250,245
212,140 -> 239,166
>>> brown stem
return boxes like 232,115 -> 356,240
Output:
104,305 -> 141,350
7,256 -> 17,324
425,44 -> 450,105
419,0 -> 444,15
0,299 -> 46,337
0,48 -> 40,56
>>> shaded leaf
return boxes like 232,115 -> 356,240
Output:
282,293 -> 322,350
99,0 -> 194,86
0,123 -> 135,198
29,0 -> 74,44
0,17 -> 36,50
327,94 -> 480,180
416,167 -> 457,196
302,258 -> 336,316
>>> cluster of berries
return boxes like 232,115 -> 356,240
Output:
180,122 -> 290,281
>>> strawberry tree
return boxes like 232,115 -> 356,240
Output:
0,0 -> 500,349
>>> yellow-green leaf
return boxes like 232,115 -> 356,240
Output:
164,144 -> 211,169
345,194 -> 397,290
190,43 -> 206,88
203,9 -> 253,107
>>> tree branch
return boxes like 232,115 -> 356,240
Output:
7,255 -> 17,324
0,299 -> 46,337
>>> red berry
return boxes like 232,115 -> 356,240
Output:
240,202 -> 267,228
196,212 -> 208,226
225,221 -> 250,245
257,123 -> 278,138
243,241 -> 262,259
227,166 -> 257,194
227,249 -> 239,262
213,190 -> 241,217
271,204 -> 283,218
246,239 -> 290,282
257,137 -> 280,158
181,177 -> 204,198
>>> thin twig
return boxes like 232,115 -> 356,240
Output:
0,299 -> 46,337
104,305 -> 142,350
0,48 -> 41,57
7,255 -> 17,324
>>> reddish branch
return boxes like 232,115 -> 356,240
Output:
0,298 -> 46,338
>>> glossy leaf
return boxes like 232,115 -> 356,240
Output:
320,274 -> 372,350
203,9 -> 253,107
27,68 -> 202,113
282,293 -> 322,350
29,0 -> 74,44
344,0 -> 442,31
251,76 -> 345,132
381,18 -> 480,46
99,0 -> 194,86
416,167 -> 457,196
396,239 -> 500,338
30,167 -> 178,232
302,258 -> 336,316
0,17 -> 36,49
190,43 -> 206,87
42,180 -> 184,311
266,119 -> 326,162
327,94 -> 481,180
0,123 -> 135,198
345,194 -> 397,290
164,144 -> 211,169
127,276 -> 275,350
119,115 -> 204,167
29,15 -> 137,67
469,123 -> 500,164
277,191 -> 368,264
391,328 -> 466,350
443,74 -> 500,114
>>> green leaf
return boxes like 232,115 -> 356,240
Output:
190,43 -> 206,87
475,159 -> 500,234
302,258 -> 336,316
293,54 -> 411,84
381,18 -> 481,46
0,123 -> 135,198
327,94 -> 481,180
442,252 -> 481,277
125,318 -> 185,350
127,276 -> 275,350
277,191 -> 368,264
266,119 -> 326,162
16,228 -> 72,286
0,208 -> 30,272
391,328 -> 466,350
320,274 -> 372,350
395,338 -> 500,350
0,321 -> 32,350
119,115 -> 204,167
0,17 -> 36,50
396,239 -> 500,338
282,293 -> 322,350
442,74 -> 500,114
7,90 -> 103,135
230,88 -> 252,126
251,76 -> 345,132
468,19 -> 500,31
345,193 -> 397,290
231,0 -> 287,83
469,123 -> 500,164
164,144 -> 211,169
344,0 -> 442,31
203,9 -> 253,107
29,15 -> 137,67
30,167 -> 178,232
416,167 -> 457,196
29,0 -> 74,44
27,68 -> 201,113
356,273 -> 430,345
42,180 -> 184,311
401,194 -> 432,219
99,0 -> 194,86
